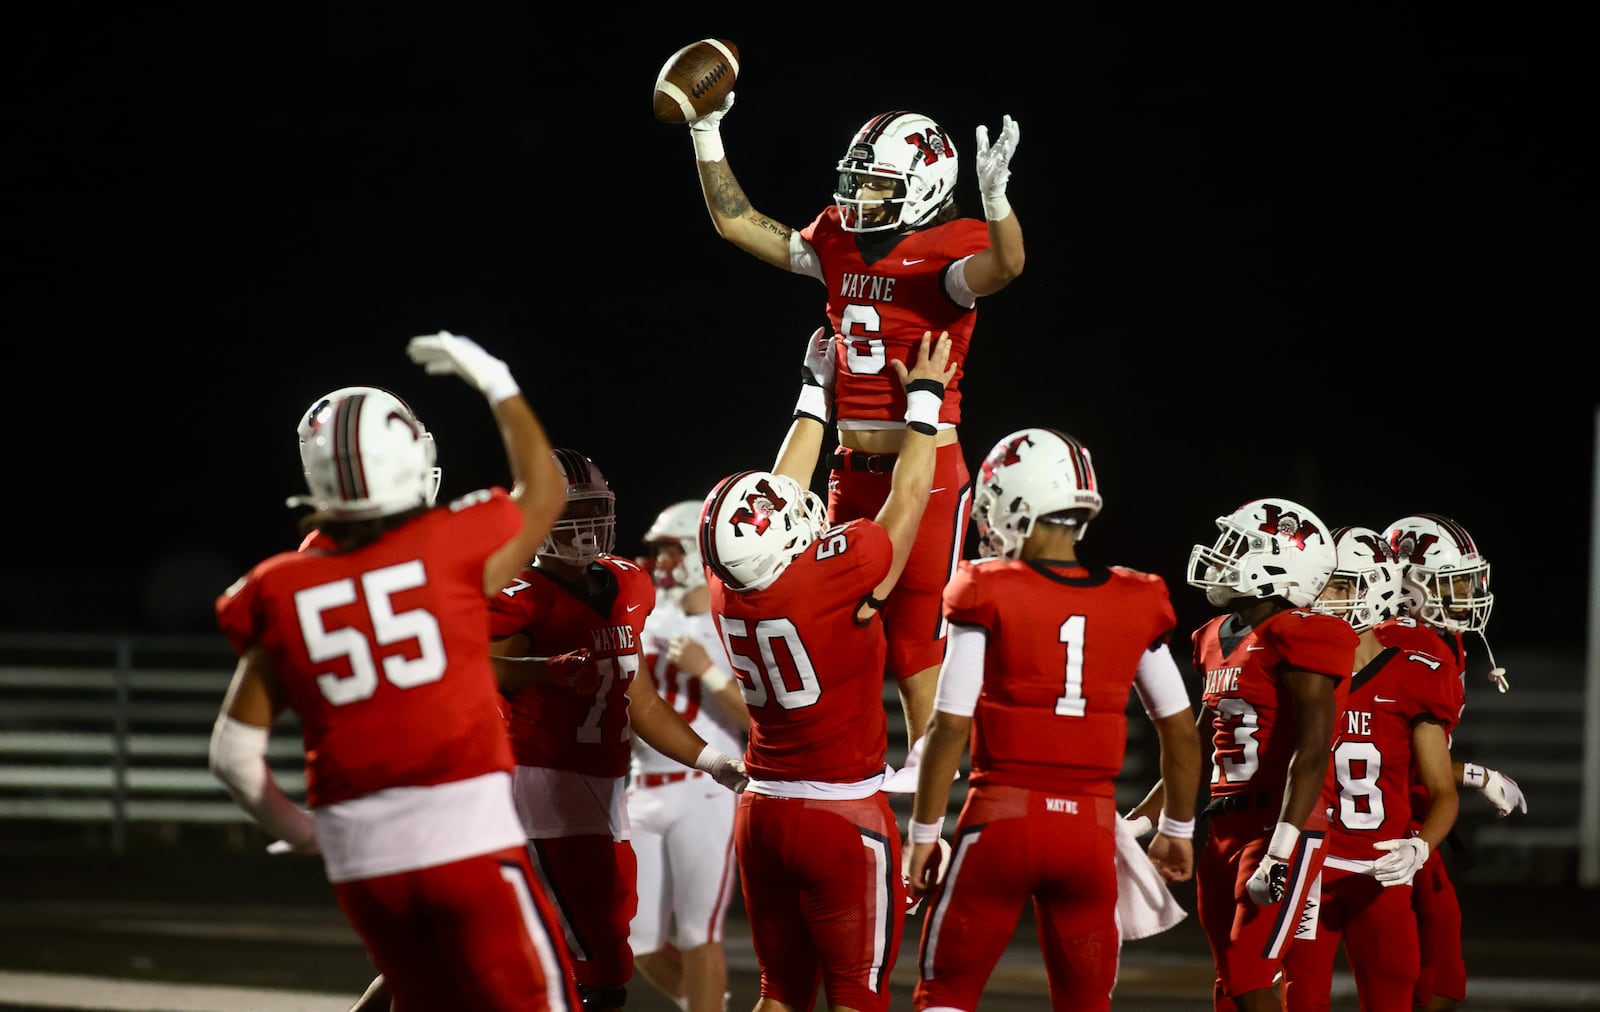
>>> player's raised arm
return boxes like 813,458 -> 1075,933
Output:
406,332 -> 563,597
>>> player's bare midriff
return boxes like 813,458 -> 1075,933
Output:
839,425 -> 960,455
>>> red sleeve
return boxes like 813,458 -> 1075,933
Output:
1263,609 -> 1360,679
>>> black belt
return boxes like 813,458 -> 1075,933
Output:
828,450 -> 897,474
1203,791 -> 1274,818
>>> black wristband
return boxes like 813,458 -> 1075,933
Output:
907,420 -> 938,436
905,378 -> 946,398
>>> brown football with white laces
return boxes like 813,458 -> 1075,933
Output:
653,39 -> 739,124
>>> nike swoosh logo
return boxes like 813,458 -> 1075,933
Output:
1245,646 -> 1265,651
902,258 -> 925,266
626,604 -> 641,613
1374,696 -> 1397,703
930,487 -> 947,494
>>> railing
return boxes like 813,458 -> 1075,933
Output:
0,634 -> 1583,881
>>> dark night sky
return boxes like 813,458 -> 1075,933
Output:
7,8 -> 1593,660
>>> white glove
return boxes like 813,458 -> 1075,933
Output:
689,91 -> 734,161
1479,768 -> 1527,816
794,325 -> 834,424
974,114 -> 1020,221
407,331 -> 519,405
1245,854 -> 1289,905
1371,837 -> 1429,886
694,744 -> 749,793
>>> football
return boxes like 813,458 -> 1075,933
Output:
653,39 -> 739,125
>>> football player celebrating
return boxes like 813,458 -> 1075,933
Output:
1378,513 -> 1526,1012
679,91 -> 1025,754
1142,497 -> 1358,1011
1279,526 -> 1461,1011
489,451 -> 747,1012
700,329 -> 953,1012
211,333 -> 579,1009
628,499 -> 752,1012
905,427 -> 1202,1010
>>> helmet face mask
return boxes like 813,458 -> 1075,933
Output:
971,428 -> 1102,561
1187,497 -> 1337,609
834,111 -> 958,233
644,499 -> 707,602
1311,526 -> 1405,632
1385,514 -> 1493,633
699,471 -> 825,593
294,389 -> 436,521
540,450 -> 616,566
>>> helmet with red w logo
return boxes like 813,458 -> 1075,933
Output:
834,111 -> 958,233
972,428 -> 1102,561
1384,513 -> 1493,634
699,470 -> 826,593
1187,497 -> 1337,608
1313,526 -> 1406,632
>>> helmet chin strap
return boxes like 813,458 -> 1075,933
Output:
1477,631 -> 1509,693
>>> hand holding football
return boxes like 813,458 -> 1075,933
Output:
653,39 -> 739,124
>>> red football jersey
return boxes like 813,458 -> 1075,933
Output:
1193,608 -> 1359,800
801,207 -> 989,425
1321,646 -> 1460,860
708,518 -> 893,783
216,492 -> 522,808
489,554 -> 654,777
943,559 -> 1177,794
1374,616 -> 1468,833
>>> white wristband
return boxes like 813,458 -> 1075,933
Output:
691,127 -> 725,162
1157,813 -> 1195,840
909,818 -> 944,844
794,383 -> 829,423
905,388 -> 941,429
1267,821 -> 1300,860
981,193 -> 1012,222
1462,763 -> 1487,790
699,664 -> 731,693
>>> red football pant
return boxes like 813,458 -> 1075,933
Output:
915,786 -> 1120,1011
736,791 -> 904,1012
1198,808 -> 1330,1007
1412,850 -> 1466,1004
333,844 -> 578,1011
1281,863 -> 1418,1012
828,441 -> 970,680
528,834 -> 638,990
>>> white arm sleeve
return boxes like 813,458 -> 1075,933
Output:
944,255 -> 980,309
1132,643 -> 1191,720
788,232 -> 824,281
209,716 -> 316,847
933,624 -> 987,717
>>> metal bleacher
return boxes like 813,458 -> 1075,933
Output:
0,633 -> 1585,881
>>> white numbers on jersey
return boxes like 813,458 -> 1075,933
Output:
815,532 -> 849,560
576,654 -> 637,745
1054,615 -> 1088,717
840,304 -> 887,375
1332,740 -> 1386,830
718,617 -> 820,710
294,560 -> 445,706
1211,697 -> 1263,785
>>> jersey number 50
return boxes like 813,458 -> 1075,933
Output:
718,617 -> 820,710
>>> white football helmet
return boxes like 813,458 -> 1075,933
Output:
539,449 -> 616,565
298,386 -> 441,506
643,499 -> 707,597
834,111 -> 958,233
1187,497 -> 1338,608
1312,526 -> 1406,632
699,471 -> 825,593
291,389 -> 436,520
1384,513 -> 1493,634
971,428 -> 1103,561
